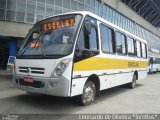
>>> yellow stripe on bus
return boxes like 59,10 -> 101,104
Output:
73,57 -> 148,71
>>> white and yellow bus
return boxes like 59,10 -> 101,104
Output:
148,56 -> 160,73
13,11 -> 148,105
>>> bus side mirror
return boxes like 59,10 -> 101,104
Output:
84,19 -> 91,34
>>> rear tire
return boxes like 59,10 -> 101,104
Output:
128,74 -> 137,89
75,81 -> 96,106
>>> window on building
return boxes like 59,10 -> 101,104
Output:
84,4 -> 89,11
127,37 -> 135,56
78,2 -> 84,11
17,0 -> 26,11
37,0 -> 45,3
63,0 -> 70,9
85,0 -> 90,5
55,0 -> 62,7
55,6 -> 62,15
46,0 -> 55,5
46,4 -> 54,16
141,42 -> 147,58
136,40 -> 142,57
36,14 -> 44,22
79,0 -> 84,3
37,2 -> 45,15
6,10 -> 15,21
100,24 -> 115,53
71,0 -> 77,10
26,12 -> 34,23
0,0 -> 6,9
7,0 -> 16,11
91,0 -> 95,7
27,0 -> 36,13
116,32 -> 126,54
0,9 -> 5,20
16,11 -> 25,22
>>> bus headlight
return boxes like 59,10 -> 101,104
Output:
52,59 -> 70,77
55,68 -> 63,76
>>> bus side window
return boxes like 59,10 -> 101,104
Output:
100,24 -> 115,53
141,42 -> 147,58
115,32 -> 127,55
87,26 -> 98,50
77,25 -> 98,51
136,40 -> 142,58
77,27 -> 85,49
145,44 -> 148,58
149,58 -> 153,64
127,36 -> 135,56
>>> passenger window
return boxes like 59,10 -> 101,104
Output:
77,28 -> 85,49
88,27 -> 98,50
142,43 -> 147,58
153,58 -> 156,64
127,37 -> 135,56
116,32 -> 126,54
136,40 -> 142,57
145,44 -> 148,58
77,26 -> 98,51
100,24 -> 114,53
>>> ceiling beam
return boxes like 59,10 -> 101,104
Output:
132,0 -> 142,10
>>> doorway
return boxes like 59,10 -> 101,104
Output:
0,40 -> 9,70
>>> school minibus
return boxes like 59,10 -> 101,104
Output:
13,11 -> 148,105
148,56 -> 160,73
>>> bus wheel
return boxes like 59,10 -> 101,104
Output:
77,81 -> 96,106
128,74 -> 136,89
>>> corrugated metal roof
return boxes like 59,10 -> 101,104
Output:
121,0 -> 160,28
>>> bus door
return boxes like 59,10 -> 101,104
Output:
72,16 -> 99,96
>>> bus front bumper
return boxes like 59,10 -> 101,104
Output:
13,74 -> 70,97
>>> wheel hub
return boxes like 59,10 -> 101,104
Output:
84,86 -> 94,102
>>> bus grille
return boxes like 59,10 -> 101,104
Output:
19,67 -> 45,74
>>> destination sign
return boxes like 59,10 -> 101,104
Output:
43,18 -> 75,31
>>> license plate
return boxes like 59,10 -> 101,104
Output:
24,76 -> 33,83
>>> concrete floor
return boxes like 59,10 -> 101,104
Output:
0,73 -> 160,119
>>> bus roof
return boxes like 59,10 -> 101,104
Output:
38,11 -> 147,44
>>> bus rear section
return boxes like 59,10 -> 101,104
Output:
148,56 -> 160,73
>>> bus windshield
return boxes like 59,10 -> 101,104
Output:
17,14 -> 82,58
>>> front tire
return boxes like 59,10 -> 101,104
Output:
76,81 -> 96,106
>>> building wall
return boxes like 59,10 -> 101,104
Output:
105,0 -> 160,50
112,1 -> 160,37
0,0 -> 160,49
0,21 -> 32,38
